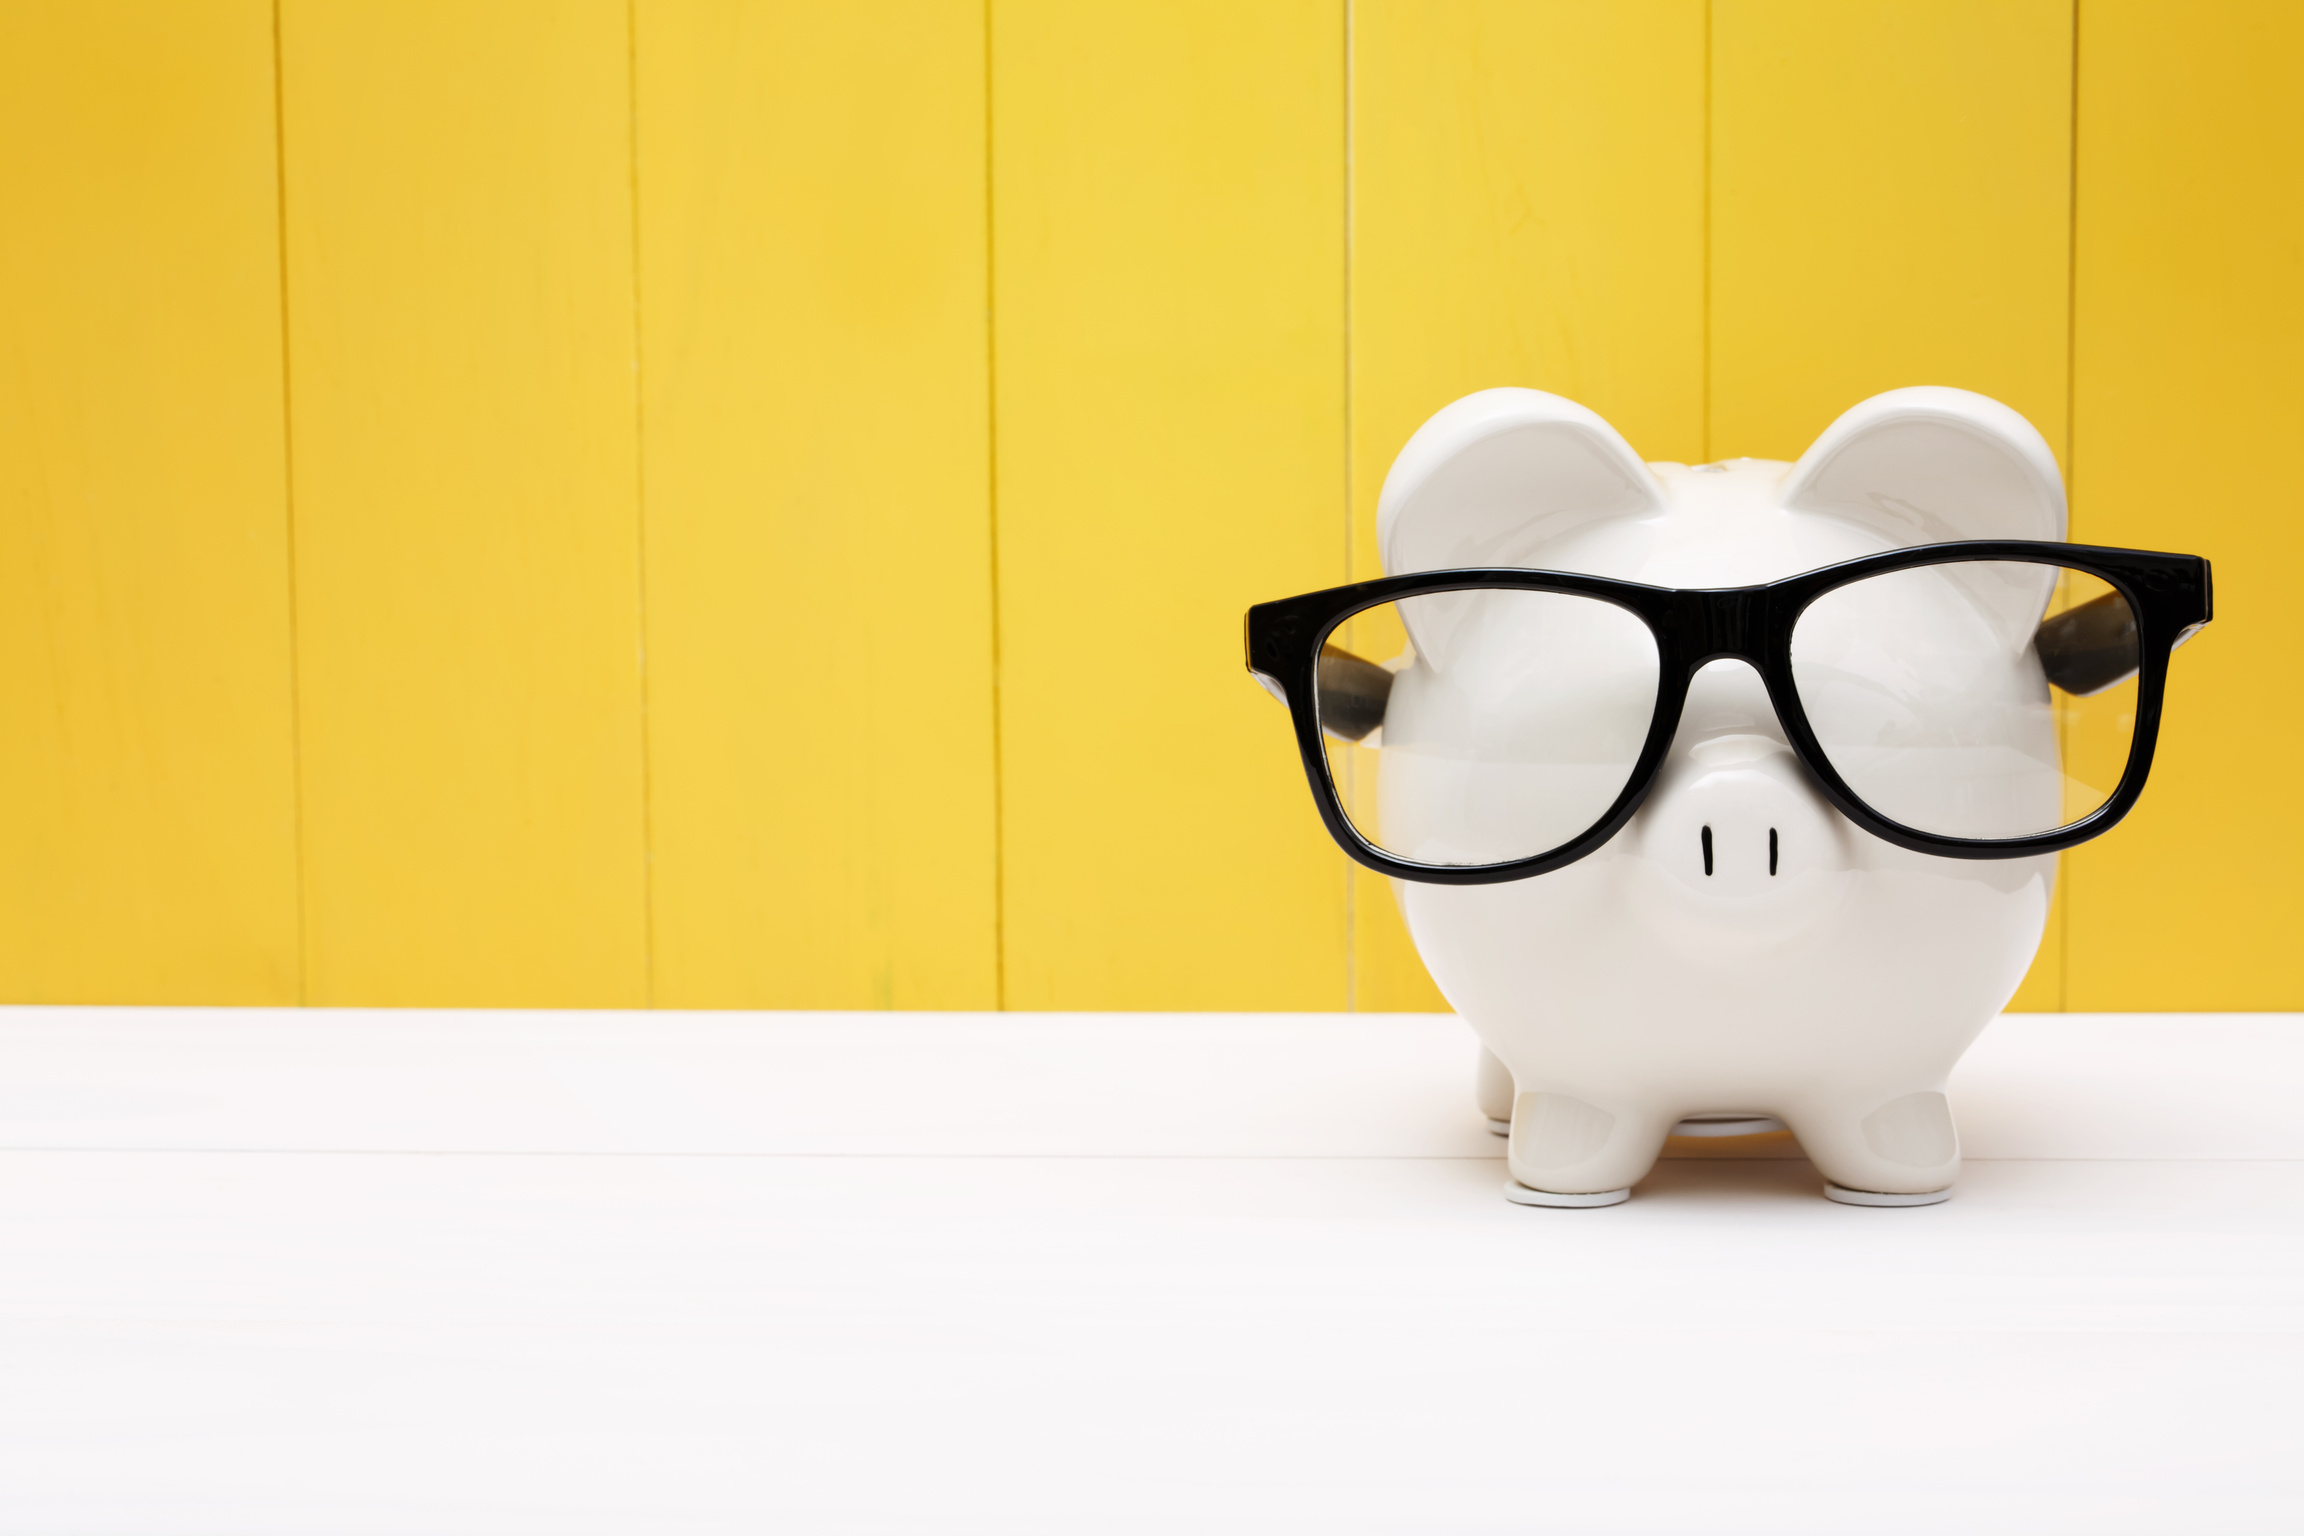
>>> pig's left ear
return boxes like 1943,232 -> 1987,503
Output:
1377,388 -> 1663,575
1781,386 -> 2066,543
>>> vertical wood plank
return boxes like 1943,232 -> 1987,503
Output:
993,0 -> 1348,1010
1710,0 -> 2075,1011
1710,0 -> 2075,461
2065,0 -> 2303,1010
281,0 -> 647,1006
1349,0 -> 1707,1010
0,1 -> 299,1002
636,1 -> 998,1009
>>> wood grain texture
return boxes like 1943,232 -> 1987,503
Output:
1709,0 -> 2074,461
992,0 -> 1349,1009
636,0 -> 998,1008
0,2 -> 2282,1013
1348,0 -> 1707,1010
280,0 -> 647,1006
2064,0 -> 2302,1009
0,1 -> 299,1002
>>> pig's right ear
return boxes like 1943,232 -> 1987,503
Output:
1377,389 -> 1662,576
1780,387 -> 2066,543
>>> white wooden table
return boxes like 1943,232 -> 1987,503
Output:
0,1008 -> 2296,1533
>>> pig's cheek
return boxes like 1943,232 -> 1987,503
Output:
1846,842 -> 2058,1007
1390,848 -> 1633,1021
1854,834 -> 2054,895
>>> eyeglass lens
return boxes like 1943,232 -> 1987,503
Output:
1315,590 -> 1660,866
1790,560 -> 2138,840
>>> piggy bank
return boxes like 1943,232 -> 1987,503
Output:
1259,386 -> 2205,1208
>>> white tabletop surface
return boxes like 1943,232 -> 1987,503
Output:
0,1007 -> 2296,1534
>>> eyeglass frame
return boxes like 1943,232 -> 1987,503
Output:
1243,539 -> 2213,886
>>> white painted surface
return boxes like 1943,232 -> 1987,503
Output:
0,1008 -> 2296,1532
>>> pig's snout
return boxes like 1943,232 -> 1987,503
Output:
1633,733 -> 1847,906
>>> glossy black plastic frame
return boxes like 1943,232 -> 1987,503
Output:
1244,540 -> 2212,885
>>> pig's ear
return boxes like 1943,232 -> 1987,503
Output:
1781,387 -> 2066,543
1377,389 -> 1662,576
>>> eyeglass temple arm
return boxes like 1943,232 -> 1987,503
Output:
2036,586 -> 2207,698
1242,607 -> 1398,742
1312,645 -> 1393,741
2036,591 -> 2139,696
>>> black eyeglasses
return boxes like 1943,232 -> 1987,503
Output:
1245,540 -> 2211,885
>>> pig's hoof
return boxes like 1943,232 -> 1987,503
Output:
1506,1183 -> 1630,1208
1824,1183 -> 1950,1207
1485,1117 -> 1511,1137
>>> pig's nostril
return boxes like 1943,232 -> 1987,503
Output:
1700,825 -> 1713,876
1769,828 -> 1779,876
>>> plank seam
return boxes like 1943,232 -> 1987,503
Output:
270,0 -> 309,1008
626,0 -> 655,1010
1342,0 -> 1357,1013
985,0 -> 1008,1012
2053,0 -> 2082,1015
1701,0 -> 1714,463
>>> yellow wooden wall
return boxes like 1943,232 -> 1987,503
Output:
0,1 -> 2292,1011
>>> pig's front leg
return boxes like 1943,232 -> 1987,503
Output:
1503,1089 -> 1675,1207
1781,1089 -> 1959,1206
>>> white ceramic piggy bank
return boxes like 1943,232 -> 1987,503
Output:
1375,386 -> 2074,1208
